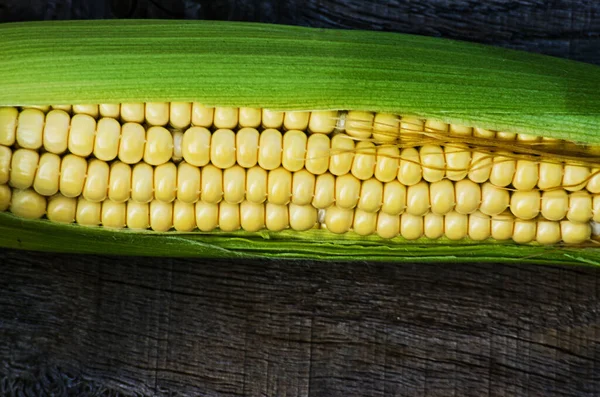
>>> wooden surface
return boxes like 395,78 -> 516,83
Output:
1,1 -> 600,396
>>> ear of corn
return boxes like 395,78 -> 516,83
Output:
1,20 -> 600,265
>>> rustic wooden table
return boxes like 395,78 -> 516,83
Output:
1,1 -> 599,396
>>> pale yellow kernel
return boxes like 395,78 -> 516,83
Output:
72,104 -> 98,118
536,221 -> 561,245
406,181 -> 430,216
491,213 -> 514,241
239,107 -> 262,128
0,185 -> 11,211
567,190 -> 592,223
375,145 -> 399,183
420,145 -> 445,183
150,200 -> 173,232
99,104 -> 120,119
17,108 -> 45,150
473,127 -> 495,139
236,127 -> 259,168
448,124 -> 472,137
213,107 -> 238,129
424,119 -> 448,134
144,126 -> 173,166
120,103 -> 145,123
512,160 -> 538,190
468,211 -> 491,241
171,130 -> 183,162
240,201 -> 265,232
283,111 -> 310,131
68,113 -> 96,157
496,131 -> 516,140
400,117 -> 424,136
127,201 -> 150,230
353,209 -> 377,236
201,165 -> 223,204
191,103 -> 214,127
587,168 -> 600,194
312,173 -> 335,209
177,162 -> 201,204
223,165 -> 246,204
219,201 -> 241,232
444,144 -> 471,181
10,149 -> 39,190
335,173 -> 361,209
23,106 -> 50,112
563,164 -> 590,191
282,130 -> 307,172
118,122 -> 146,164
101,200 -> 126,228
130,163 -> 152,203
594,195 -> 600,222
445,211 -> 468,240
47,194 -> 76,223
305,133 -> 330,175
93,117 -> 121,161
246,166 -> 268,204
538,162 -> 563,190
381,181 -> 406,215
182,126 -> 211,167
154,162 -> 177,203
10,189 -> 46,219
329,134 -> 354,176
0,107 -> 18,146
351,141 -> 376,180
109,161 -> 133,203
467,151 -> 492,183
424,212 -> 444,239
510,190 -> 540,220
512,220 -> 536,244
372,113 -> 400,142
479,182 -> 509,216
398,148 -> 422,186
43,109 -> 70,154
345,111 -> 373,139
0,145 -> 12,185
265,203 -> 289,231
400,213 -> 423,240
291,170 -> 315,206
262,109 -> 284,129
210,129 -> 236,169
170,102 -> 192,129
145,102 -> 169,126
75,197 -> 101,226
268,167 -> 292,205
454,179 -> 481,215
289,204 -> 318,231
308,111 -> 337,134
325,205 -> 353,234
376,211 -> 400,239
541,189 -> 568,221
358,178 -> 383,213
195,201 -> 219,232
516,133 -> 540,142
429,179 -> 455,215
489,152 -> 515,187
83,159 -> 109,202
258,128 -> 283,170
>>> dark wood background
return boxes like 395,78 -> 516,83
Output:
1,1 -> 599,396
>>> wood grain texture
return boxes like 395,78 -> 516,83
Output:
0,0 -> 599,396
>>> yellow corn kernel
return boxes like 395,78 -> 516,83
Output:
381,180 -> 406,215
329,134 -> 354,176
213,107 -> 238,129
538,161 -> 563,190
46,194 -> 76,223
512,160 -> 538,190
150,200 -> 173,232
430,179 -> 455,215
512,220 -> 536,244
567,190 -> 592,223
372,113 -> 399,143
594,195 -> 600,222
358,178 -> 383,213
563,164 -> 590,191
223,165 -> 246,204
43,109 -> 70,154
120,103 -> 145,123
510,190 -> 540,220
195,201 -> 218,232
536,221 -> 561,245
261,109 -> 284,129
0,185 -> 11,211
541,189 -> 568,221
236,127 -> 259,168
201,165 -> 223,204
587,168 -> 600,193
10,148 -> 39,189
516,133 -> 539,143
145,102 -> 169,126
177,162 -> 201,204
210,128 -> 236,169
406,181 -> 430,216
191,103 -> 214,127
94,117 -> 121,161
308,111 -> 337,134
75,197 -> 101,226
400,116 -> 424,137
375,145 -> 400,183
282,130 -> 307,172
491,212 -> 514,241
400,212 -> 423,240
351,141 -> 376,180
312,173 -> 335,209
239,107 -> 262,128
283,111 -> 310,131
489,152 -> 515,187
182,126 -> 211,167
335,173 -> 361,210
118,122 -> 146,164
127,201 -> 150,230
73,104 -> 99,118
144,126 -> 173,166
454,179 -> 481,214
154,162 -> 177,203
0,145 -> 12,185
258,128 -> 283,170
246,166 -> 268,204
444,144 -> 470,181
291,170 -> 315,206
468,211 -> 491,241
425,119 -> 448,134
16,108 -> 45,149
240,201 -> 265,232
265,203 -> 289,231
345,111 -> 373,139
170,102 -> 192,129
68,113 -> 96,157
376,211 -> 400,239
110,161 -> 133,203
449,123 -> 472,137
0,107 -> 18,146
268,167 -> 292,205
83,159 -> 109,202
101,200 -> 126,228
305,133 -> 330,175
467,151 -> 492,183
398,147 -> 421,186
289,203 -> 318,231
445,211 -> 468,240
419,145 -> 445,183
10,189 -> 46,219
99,104 -> 120,119
171,130 -> 184,162
479,182 -> 509,216
473,127 -> 495,139
424,212 -> 444,239
496,131 -> 516,140
353,208 -> 377,236
325,205 -> 354,234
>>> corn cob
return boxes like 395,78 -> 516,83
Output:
1,20 -> 600,264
